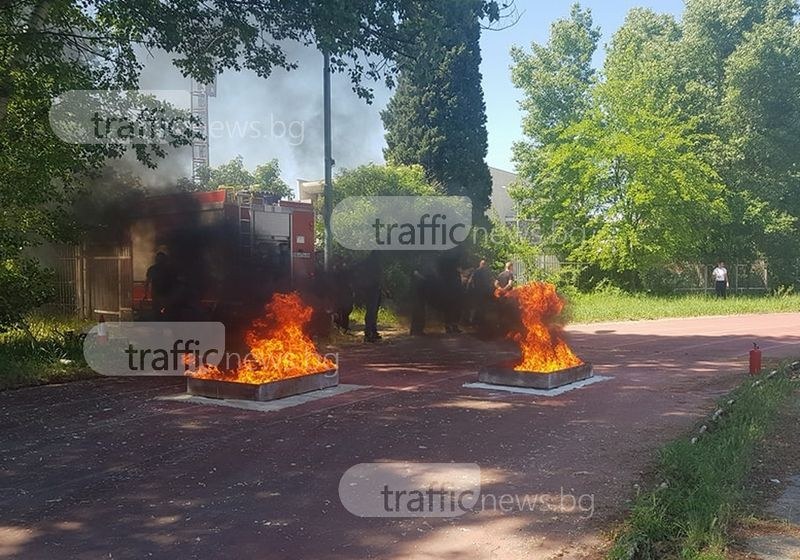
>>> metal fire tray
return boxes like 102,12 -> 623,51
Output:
187,369 -> 339,401
478,362 -> 593,390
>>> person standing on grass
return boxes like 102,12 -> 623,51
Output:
712,261 -> 729,298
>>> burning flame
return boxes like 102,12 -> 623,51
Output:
188,292 -> 335,383
501,282 -> 583,373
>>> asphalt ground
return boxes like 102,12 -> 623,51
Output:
2,312 -> 799,560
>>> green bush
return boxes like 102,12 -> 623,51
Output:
0,313 -> 92,390
640,267 -> 683,295
0,258 -> 55,330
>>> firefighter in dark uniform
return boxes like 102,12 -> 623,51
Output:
145,252 -> 173,320
359,251 -> 382,343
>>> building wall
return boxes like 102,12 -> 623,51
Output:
488,166 -> 519,222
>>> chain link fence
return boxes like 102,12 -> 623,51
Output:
515,258 -> 776,294
669,262 -> 769,293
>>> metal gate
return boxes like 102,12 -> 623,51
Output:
86,245 -> 133,318
51,244 -> 133,318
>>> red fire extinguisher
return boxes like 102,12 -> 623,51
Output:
749,342 -> 761,375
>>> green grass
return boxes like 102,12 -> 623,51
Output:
568,292 -> 800,323
608,365 -> 797,560
349,306 -> 404,330
345,293 -> 800,329
0,314 -> 95,391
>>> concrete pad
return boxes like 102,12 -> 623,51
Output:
463,375 -> 612,396
156,383 -> 367,411
747,535 -> 800,560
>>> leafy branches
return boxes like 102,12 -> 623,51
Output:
193,155 -> 292,199
511,1 -> 800,290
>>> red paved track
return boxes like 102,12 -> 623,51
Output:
1,313 -> 799,560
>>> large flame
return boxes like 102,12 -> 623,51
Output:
502,282 -> 583,373
189,292 -> 335,384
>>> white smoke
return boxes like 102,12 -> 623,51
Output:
133,43 -> 390,194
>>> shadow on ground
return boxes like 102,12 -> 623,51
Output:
2,314 -> 800,559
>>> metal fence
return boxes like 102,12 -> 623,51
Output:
670,262 -> 769,293
50,243 -> 133,318
86,246 -> 133,317
51,244 -> 82,315
515,257 -> 772,293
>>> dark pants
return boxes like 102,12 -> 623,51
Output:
715,280 -> 727,298
334,306 -> 352,332
442,293 -> 461,331
364,290 -> 381,337
472,291 -> 493,326
410,284 -> 427,335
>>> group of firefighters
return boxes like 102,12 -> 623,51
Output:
328,255 -> 518,343
143,247 -> 520,342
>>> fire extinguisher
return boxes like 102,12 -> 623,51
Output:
749,342 -> 761,375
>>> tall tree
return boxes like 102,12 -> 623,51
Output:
510,3 -> 600,145
678,0 -> 800,275
512,6 -> 727,289
253,160 -> 292,199
726,5 -> 800,281
509,3 -> 600,240
513,0 -> 800,289
381,0 -> 493,217
508,4 -> 600,263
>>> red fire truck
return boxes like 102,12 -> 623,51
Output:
129,189 -> 317,319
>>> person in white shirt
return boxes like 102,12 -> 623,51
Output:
712,261 -> 729,298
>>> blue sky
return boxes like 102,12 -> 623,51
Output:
480,0 -> 685,171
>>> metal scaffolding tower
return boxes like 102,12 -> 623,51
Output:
190,77 -> 216,185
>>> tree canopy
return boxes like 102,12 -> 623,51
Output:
193,156 -> 293,198
511,0 -> 800,290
